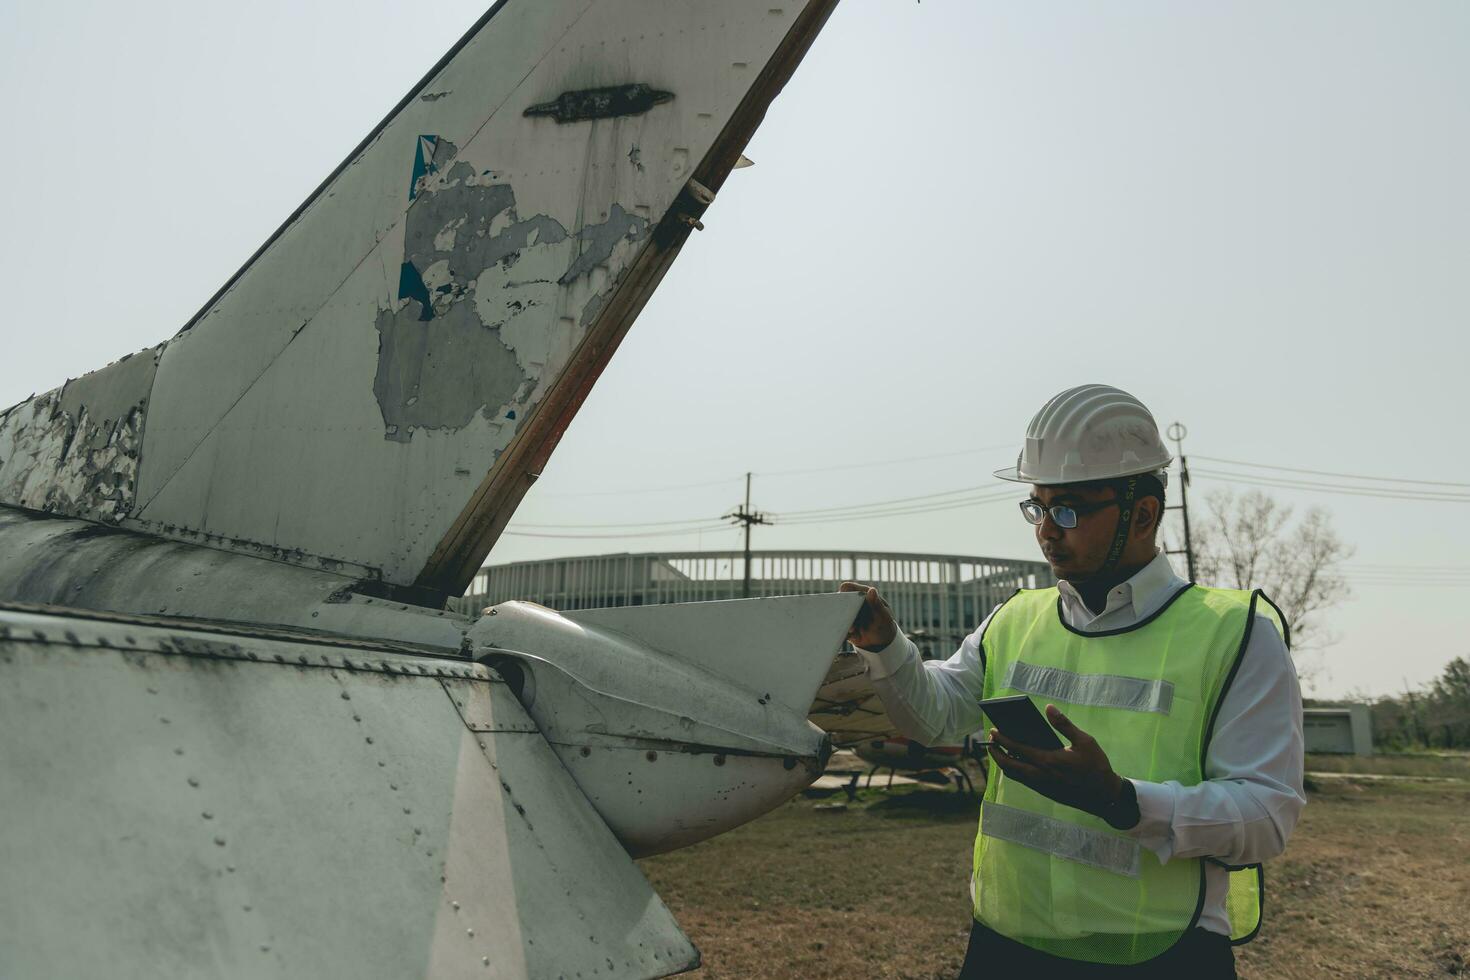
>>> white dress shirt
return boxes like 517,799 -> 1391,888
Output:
857,551 -> 1306,937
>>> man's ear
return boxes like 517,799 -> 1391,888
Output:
1133,496 -> 1161,537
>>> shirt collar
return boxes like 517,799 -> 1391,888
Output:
1055,550 -> 1186,630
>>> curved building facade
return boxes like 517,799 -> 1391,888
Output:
456,549 -> 1054,660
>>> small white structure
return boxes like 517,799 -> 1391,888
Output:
1303,705 -> 1374,755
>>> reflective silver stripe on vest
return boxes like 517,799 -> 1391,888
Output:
981,801 -> 1142,878
1002,660 -> 1174,715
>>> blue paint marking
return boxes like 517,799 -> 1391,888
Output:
409,135 -> 439,200
397,262 -> 434,321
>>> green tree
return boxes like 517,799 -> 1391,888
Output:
1425,656 -> 1470,747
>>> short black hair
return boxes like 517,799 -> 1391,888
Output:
1056,474 -> 1166,531
1053,474 -> 1165,508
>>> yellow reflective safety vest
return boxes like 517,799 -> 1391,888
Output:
972,584 -> 1286,966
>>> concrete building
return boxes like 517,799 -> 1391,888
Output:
456,550 -> 1055,660
1303,705 -> 1374,755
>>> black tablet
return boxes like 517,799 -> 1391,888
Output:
978,694 -> 1065,751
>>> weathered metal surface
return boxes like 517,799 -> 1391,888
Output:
0,606 -> 696,978
0,348 -> 160,523
0,3 -> 850,972
472,592 -> 859,854
524,83 -> 676,123
424,0 -> 842,596
0,509 -> 864,849
0,509 -> 865,855
0,0 -> 839,604
0,507 -> 469,652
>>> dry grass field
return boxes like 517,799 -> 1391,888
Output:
640,754 -> 1470,979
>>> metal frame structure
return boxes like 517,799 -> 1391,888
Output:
458,550 -> 1054,659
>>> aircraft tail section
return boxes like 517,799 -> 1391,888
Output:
0,0 -> 839,602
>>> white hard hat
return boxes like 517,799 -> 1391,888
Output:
994,384 -> 1172,485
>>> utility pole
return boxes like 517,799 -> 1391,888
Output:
724,472 -> 770,598
1404,678 -> 1425,747
1164,422 -> 1197,581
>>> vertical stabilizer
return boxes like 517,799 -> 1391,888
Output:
0,0 -> 839,601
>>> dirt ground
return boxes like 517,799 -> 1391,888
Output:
639,757 -> 1470,979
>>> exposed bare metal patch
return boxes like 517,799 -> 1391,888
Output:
374,144 -> 650,442
0,349 -> 159,523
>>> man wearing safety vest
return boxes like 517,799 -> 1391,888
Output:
842,384 -> 1304,978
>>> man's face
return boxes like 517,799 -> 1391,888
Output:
1028,483 -> 1121,582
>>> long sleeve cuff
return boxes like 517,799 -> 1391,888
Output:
1126,779 -> 1177,864
855,628 -> 914,680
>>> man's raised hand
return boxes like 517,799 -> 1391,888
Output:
839,581 -> 897,651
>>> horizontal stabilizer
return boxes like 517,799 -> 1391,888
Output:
566,591 -> 863,715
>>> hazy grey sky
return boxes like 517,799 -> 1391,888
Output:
3,2 -> 1467,698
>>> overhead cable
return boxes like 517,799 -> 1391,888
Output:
509,516 -> 735,530
1191,455 -> 1470,490
776,494 -> 1019,527
771,484 -> 1011,519
534,442 -> 1018,499
501,524 -> 733,540
509,485 -> 1018,532
757,443 -> 1015,478
1191,467 -> 1470,503
536,475 -> 745,499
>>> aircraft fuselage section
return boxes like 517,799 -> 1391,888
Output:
0,504 -> 851,859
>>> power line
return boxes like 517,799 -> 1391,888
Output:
776,493 -> 1018,527
532,443 -> 1021,499
1343,575 -> 1470,582
1339,580 -> 1469,588
1347,560 -> 1470,569
536,475 -> 745,499
509,516 -> 729,530
725,472 -> 770,597
1164,422 -> 1198,580
1192,455 -> 1470,490
508,485 -> 1017,532
1346,584 -> 1470,590
509,450 -> 1470,540
1348,564 -> 1470,572
757,443 -> 1016,478
771,484 -> 1008,518
1191,467 -> 1470,503
1343,568 -> 1470,578
774,489 -> 1017,521
500,524 -> 732,540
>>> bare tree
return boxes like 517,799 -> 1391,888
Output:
1172,489 -> 1353,656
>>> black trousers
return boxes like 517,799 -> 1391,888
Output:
958,921 -> 1236,979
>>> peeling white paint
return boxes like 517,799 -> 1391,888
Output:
6,0 -> 820,593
